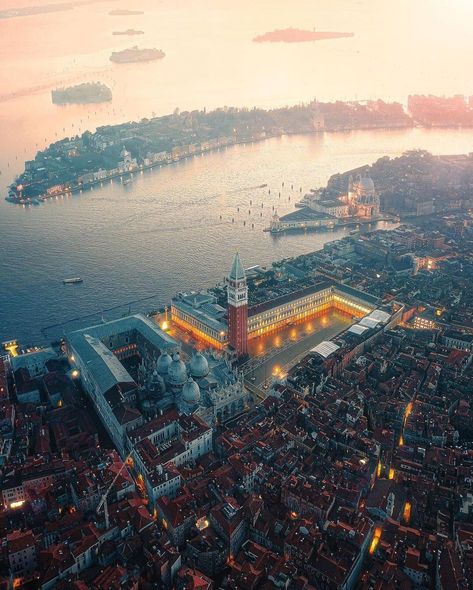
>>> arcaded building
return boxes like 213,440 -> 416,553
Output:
171,254 -> 379,357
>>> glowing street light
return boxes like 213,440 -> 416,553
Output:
10,500 -> 25,510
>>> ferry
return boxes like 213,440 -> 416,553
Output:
63,277 -> 83,285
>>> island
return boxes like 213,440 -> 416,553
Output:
51,82 -> 112,105
110,46 -> 165,64
253,27 -> 354,43
6,99 -> 414,204
0,0 -> 112,19
109,9 -> 144,16
112,29 -> 144,36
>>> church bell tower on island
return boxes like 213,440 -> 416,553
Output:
227,253 -> 248,357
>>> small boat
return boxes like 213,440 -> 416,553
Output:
63,277 -> 83,284
122,177 -> 133,186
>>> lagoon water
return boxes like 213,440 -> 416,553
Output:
2,127 -> 473,344
1,0 -> 473,343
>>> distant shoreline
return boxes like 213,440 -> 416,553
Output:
8,96 -> 473,204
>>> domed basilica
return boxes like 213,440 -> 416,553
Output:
138,348 -> 246,425
348,174 -> 380,218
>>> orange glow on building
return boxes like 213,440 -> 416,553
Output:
403,501 -> 411,524
369,527 -> 382,555
196,516 -> 210,530
376,461 -> 382,477
136,472 -> 146,495
399,434 -> 404,446
172,276 -> 374,354
171,315 -> 225,349
247,295 -> 366,341
10,500 -> 25,510
388,467 -> 395,480
404,401 -> 413,424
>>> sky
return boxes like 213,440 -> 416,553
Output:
1,0 -> 473,180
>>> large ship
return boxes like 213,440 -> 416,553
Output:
52,82 -> 112,105
110,46 -> 165,63
112,29 -> 144,36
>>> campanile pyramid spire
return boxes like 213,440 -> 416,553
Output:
227,253 -> 248,356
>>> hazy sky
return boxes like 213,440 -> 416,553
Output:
2,0 -> 473,102
1,0 -> 473,181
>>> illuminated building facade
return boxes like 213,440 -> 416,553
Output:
247,282 -> 373,338
348,175 -> 380,218
170,255 -> 378,356
171,292 -> 227,349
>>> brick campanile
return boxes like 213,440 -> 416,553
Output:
227,252 -> 248,357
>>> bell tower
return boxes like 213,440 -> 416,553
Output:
227,253 -> 248,357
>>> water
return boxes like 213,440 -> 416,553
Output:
2,126 -> 473,344
2,0 -> 473,343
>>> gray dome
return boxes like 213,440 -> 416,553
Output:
168,353 -> 187,385
182,378 -> 200,404
189,352 -> 209,378
358,177 -> 374,193
157,352 -> 172,375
